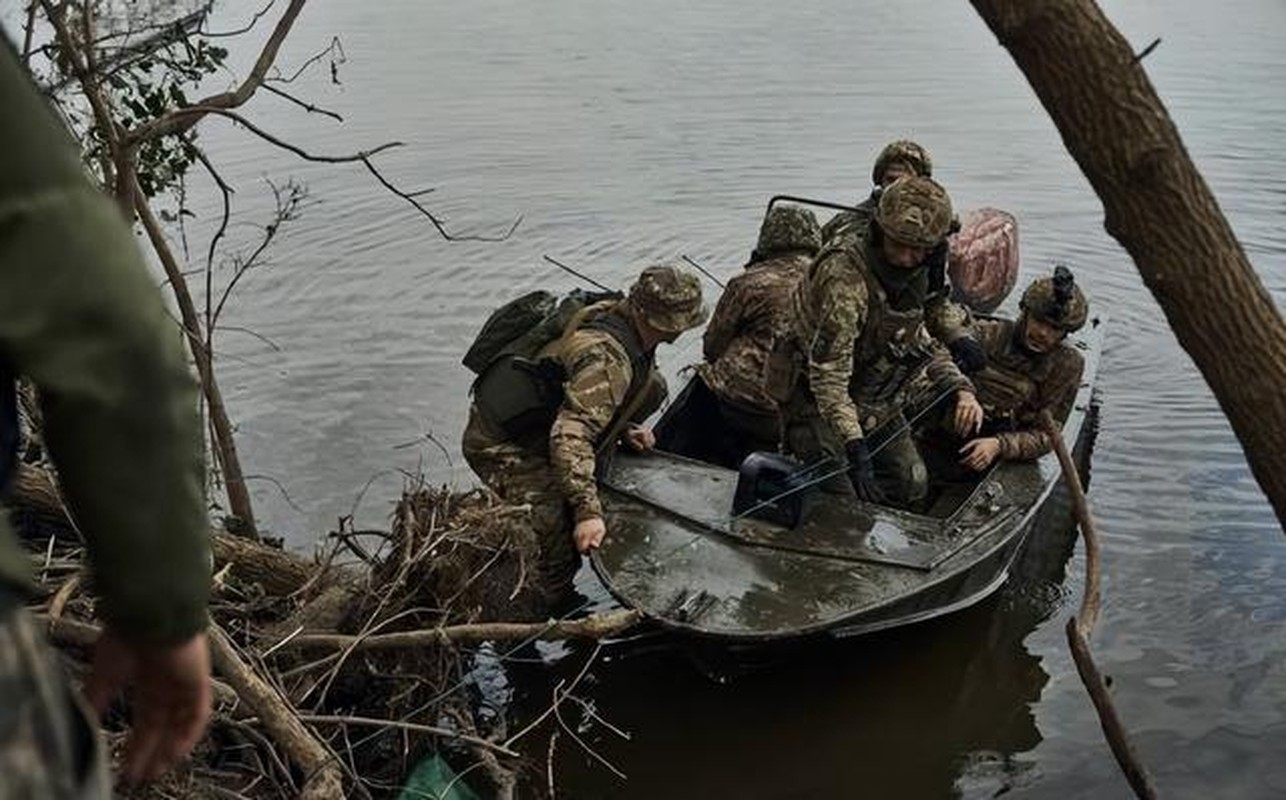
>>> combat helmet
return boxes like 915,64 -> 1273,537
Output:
874,176 -> 953,249
628,263 -> 709,333
872,139 -> 933,186
755,204 -> 821,259
1020,265 -> 1089,332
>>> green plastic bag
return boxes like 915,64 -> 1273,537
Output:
396,753 -> 483,800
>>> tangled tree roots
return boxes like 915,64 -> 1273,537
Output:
12,465 -> 638,798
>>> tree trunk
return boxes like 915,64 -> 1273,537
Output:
968,0 -> 1286,528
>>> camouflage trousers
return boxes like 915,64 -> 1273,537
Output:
0,603 -> 108,800
461,405 -> 580,608
781,393 -> 928,507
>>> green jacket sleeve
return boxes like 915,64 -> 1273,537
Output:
0,44 -> 209,645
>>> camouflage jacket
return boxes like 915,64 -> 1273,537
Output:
699,252 -> 812,412
547,306 -> 655,522
822,203 -> 971,344
972,318 -> 1085,460
789,236 -> 971,443
0,44 -> 209,644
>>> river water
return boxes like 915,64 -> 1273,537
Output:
45,0 -> 1286,796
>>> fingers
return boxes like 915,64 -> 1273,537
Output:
84,631 -> 131,718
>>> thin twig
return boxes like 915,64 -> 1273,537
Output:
295,714 -> 519,759
201,0 -> 277,38
680,253 -> 725,290
261,82 -> 343,121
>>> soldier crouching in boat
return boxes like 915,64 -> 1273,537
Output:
695,204 -> 821,466
955,266 -> 1089,472
462,264 -> 707,609
782,176 -> 984,509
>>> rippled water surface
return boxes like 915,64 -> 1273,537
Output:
112,0 -> 1286,795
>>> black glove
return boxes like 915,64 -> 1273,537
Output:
844,439 -> 887,505
949,336 -> 988,374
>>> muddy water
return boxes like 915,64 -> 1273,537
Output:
104,0 -> 1286,795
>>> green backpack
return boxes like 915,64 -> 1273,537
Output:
462,288 -> 622,375
464,288 -> 622,437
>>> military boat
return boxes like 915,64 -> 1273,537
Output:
589,315 -> 1103,643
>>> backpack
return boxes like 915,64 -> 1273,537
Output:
462,288 -> 623,375
465,288 -> 623,438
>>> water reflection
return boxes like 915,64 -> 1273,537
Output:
502,483 -> 1081,798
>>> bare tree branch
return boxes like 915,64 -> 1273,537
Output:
269,35 -> 344,84
201,0 -> 277,38
261,82 -> 343,121
124,0 -> 307,146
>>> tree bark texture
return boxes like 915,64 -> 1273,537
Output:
969,0 -> 1286,528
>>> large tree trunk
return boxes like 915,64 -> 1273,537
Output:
969,0 -> 1286,528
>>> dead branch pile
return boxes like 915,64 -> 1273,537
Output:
10,463 -> 638,799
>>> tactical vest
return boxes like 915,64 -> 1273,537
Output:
970,319 -> 1046,422
472,302 -> 653,450
580,307 -> 656,451
846,241 -> 933,405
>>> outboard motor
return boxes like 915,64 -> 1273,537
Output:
731,452 -> 822,527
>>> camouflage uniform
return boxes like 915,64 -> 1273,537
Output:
463,265 -> 705,604
821,140 -> 976,363
970,268 -> 1088,460
698,205 -> 821,460
1,43 -> 209,795
785,177 -> 972,505
821,139 -> 933,247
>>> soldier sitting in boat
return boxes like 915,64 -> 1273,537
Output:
955,266 -> 1089,472
462,264 -> 707,608
695,204 -> 822,466
823,139 -> 987,375
782,175 -> 984,509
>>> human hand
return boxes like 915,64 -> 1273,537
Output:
844,438 -> 887,505
573,516 -> 607,553
953,390 -> 984,437
949,337 -> 988,374
85,628 -> 211,785
624,425 -> 656,452
959,437 -> 1002,471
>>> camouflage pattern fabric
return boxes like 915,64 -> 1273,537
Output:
754,204 -> 821,260
875,176 -> 953,248
871,139 -> 933,185
462,406 -> 579,603
971,317 -> 1085,460
0,608 -> 108,799
462,304 -> 668,601
1020,266 -> 1089,332
627,263 -> 708,333
820,193 -> 877,250
700,252 -> 812,414
787,234 -> 970,445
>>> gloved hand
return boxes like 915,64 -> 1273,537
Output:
949,336 -> 988,374
844,438 -> 887,505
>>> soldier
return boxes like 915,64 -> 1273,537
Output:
462,264 -> 707,606
697,204 -> 821,464
824,140 -> 986,374
0,43 -> 211,794
785,176 -> 985,508
821,139 -> 934,247
958,266 -> 1089,471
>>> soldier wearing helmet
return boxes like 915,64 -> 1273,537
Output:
463,264 -> 707,606
822,140 -> 985,375
697,204 -> 822,465
822,139 -> 934,248
783,176 -> 984,507
957,266 -> 1089,472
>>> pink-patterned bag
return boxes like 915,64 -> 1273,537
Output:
947,207 -> 1019,313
